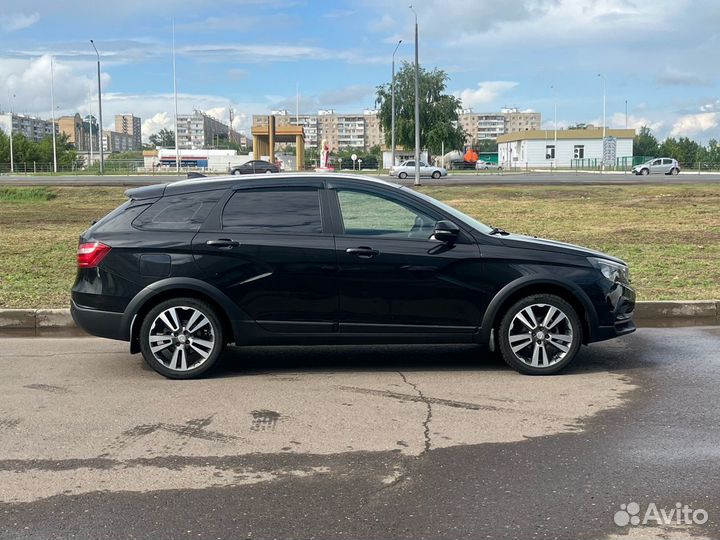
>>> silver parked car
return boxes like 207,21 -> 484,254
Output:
389,160 -> 448,179
632,158 -> 680,176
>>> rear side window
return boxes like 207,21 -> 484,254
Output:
133,190 -> 224,231
222,188 -> 323,234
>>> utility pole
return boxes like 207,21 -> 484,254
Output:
625,99 -> 628,129
391,39 -> 402,169
90,40 -> 104,174
50,56 -> 58,173
410,5 -> 420,186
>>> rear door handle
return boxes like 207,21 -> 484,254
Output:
345,247 -> 379,258
206,238 -> 240,248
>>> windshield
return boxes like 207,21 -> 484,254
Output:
404,188 -> 494,234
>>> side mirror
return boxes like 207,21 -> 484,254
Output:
432,220 -> 460,243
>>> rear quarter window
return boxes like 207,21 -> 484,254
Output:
133,190 -> 224,231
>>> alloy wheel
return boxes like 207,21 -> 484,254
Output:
148,306 -> 216,372
507,303 -> 574,368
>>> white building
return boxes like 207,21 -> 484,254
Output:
145,148 -> 251,171
0,113 -> 57,142
497,129 -> 634,168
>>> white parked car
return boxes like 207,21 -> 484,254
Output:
389,160 -> 448,179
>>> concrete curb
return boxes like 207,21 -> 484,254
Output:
1,301 -> 718,337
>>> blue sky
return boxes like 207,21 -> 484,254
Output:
1,0 -> 719,142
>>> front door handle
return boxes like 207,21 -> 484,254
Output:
206,238 -> 240,248
345,247 -> 379,258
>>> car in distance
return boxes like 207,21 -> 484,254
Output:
389,160 -> 448,179
632,158 -> 680,176
71,173 -> 635,379
475,160 -> 503,171
230,159 -> 279,175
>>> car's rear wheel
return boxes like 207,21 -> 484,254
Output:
640,168 -> 649,176
671,168 -> 679,175
266,170 -> 273,174
432,170 -> 441,179
140,298 -> 225,379
398,171 -> 408,179
498,294 -> 582,375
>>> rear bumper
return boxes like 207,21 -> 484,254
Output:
70,301 -> 128,341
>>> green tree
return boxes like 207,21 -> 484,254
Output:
658,136 -> 703,165
375,62 -> 466,157
634,126 -> 659,157
148,128 -> 175,147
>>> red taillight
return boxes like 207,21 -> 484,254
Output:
77,242 -> 111,268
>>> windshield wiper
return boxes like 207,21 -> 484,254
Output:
488,226 -> 510,236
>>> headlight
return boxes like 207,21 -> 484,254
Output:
588,257 -> 630,283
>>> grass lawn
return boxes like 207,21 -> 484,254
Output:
1,184 -> 718,309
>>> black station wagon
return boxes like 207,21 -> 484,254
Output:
71,174 -> 635,378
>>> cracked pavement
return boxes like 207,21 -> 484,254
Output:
0,327 -> 719,539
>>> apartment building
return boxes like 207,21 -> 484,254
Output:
58,113 -> 99,152
0,112 -> 57,143
251,109 -> 384,150
176,110 -> 241,149
114,114 -> 142,150
102,130 -> 134,153
459,107 -> 541,144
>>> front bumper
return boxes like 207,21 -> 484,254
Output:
70,300 -> 127,341
590,280 -> 636,342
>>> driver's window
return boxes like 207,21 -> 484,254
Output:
652,159 -> 661,165
406,161 -> 415,167
336,190 -> 436,238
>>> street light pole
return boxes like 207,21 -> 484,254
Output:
172,19 -> 180,174
391,39 -> 402,170
409,5 -> 420,186
625,99 -> 628,129
597,73 -> 606,172
551,84 -> 557,169
8,93 -> 14,174
50,56 -> 58,173
90,40 -> 104,174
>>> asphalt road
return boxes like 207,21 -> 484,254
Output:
1,327 -> 718,539
1,171 -> 720,186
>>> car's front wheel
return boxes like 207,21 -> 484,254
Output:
232,169 -> 242,175
140,298 -> 225,379
498,294 -> 582,375
640,168 -> 649,176
398,171 -> 408,179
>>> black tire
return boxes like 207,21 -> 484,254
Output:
498,294 -> 582,375
671,168 -> 679,175
640,168 -> 649,176
139,297 -> 225,379
432,170 -> 441,179
232,169 -> 242,175
398,171 -> 408,179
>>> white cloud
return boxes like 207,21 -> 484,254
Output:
669,112 -> 718,138
142,112 -> 173,138
610,112 -> 664,132
0,12 -> 40,32
0,55 -> 103,118
656,65 -> 710,87
454,81 -> 518,109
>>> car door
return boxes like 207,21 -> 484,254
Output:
649,159 -> 664,174
419,161 -> 432,177
662,158 -> 673,173
192,179 -> 338,333
327,181 -> 486,336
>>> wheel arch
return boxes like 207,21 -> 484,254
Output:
481,277 -> 598,347
123,278 -> 249,354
